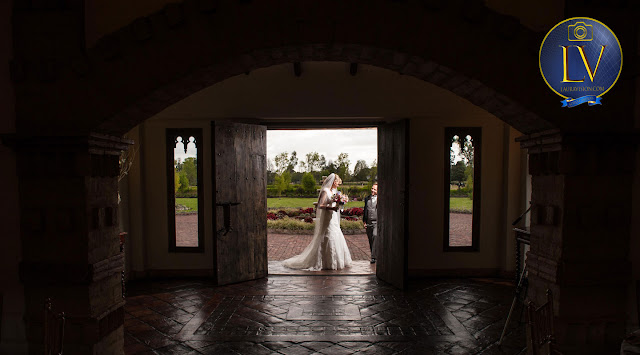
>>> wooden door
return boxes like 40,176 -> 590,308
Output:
212,121 -> 267,285
376,119 -> 409,289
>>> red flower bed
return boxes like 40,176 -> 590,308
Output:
343,207 -> 364,216
266,207 -> 319,221
344,216 -> 359,221
303,216 -> 313,223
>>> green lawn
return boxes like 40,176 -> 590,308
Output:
179,196 -> 471,213
450,197 -> 473,213
176,197 -> 198,212
268,197 -> 365,209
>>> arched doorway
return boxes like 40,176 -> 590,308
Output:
8,1 -> 637,353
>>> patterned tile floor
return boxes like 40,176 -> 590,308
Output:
124,276 -> 526,354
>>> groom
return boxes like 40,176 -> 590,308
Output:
363,183 -> 378,264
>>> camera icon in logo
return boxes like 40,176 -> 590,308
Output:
568,22 -> 593,41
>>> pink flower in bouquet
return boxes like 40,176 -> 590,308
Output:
332,191 -> 349,205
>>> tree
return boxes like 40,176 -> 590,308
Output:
450,161 -> 467,188
301,173 -> 317,194
335,153 -> 350,179
450,145 -> 456,166
287,151 -> 298,173
465,166 -> 474,199
178,171 -> 190,193
320,159 -> 336,179
353,160 -> 369,181
369,159 -> 378,183
303,151 -> 324,172
274,171 -> 291,196
290,171 -> 303,184
318,155 -> 326,170
453,135 -> 475,168
182,157 -> 197,186
174,171 -> 181,193
267,158 -> 275,173
274,151 -> 300,173
274,152 -> 290,174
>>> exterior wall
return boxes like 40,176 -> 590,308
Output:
123,62 -> 525,277
0,0 -> 27,352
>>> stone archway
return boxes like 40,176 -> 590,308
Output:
97,44 -> 554,135
13,0 -> 567,136
9,0 -> 639,353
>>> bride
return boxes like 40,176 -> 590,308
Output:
283,173 -> 353,270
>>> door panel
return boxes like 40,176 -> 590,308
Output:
376,120 -> 409,289
212,121 -> 267,285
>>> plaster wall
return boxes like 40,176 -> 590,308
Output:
406,119 -> 522,274
123,62 -> 525,276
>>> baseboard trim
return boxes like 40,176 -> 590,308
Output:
408,268 -> 501,278
498,270 -> 517,280
130,269 -> 214,280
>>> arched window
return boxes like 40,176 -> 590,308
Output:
444,127 -> 481,251
166,128 -> 204,252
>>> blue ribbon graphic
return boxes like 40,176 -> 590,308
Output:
561,95 -> 602,108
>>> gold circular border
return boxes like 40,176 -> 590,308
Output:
538,17 -> 623,99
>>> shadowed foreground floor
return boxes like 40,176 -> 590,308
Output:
124,276 -> 526,354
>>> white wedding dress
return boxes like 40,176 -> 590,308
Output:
283,175 -> 352,270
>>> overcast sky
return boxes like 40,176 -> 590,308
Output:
174,129 -> 468,170
267,128 -> 378,173
174,128 -> 467,170
173,128 -> 378,173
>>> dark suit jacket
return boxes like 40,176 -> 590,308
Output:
363,194 -> 377,224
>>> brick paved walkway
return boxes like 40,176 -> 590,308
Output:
124,276 -> 526,354
176,214 -> 198,247
175,216 -> 374,260
268,233 -> 371,261
449,212 -> 473,247
177,214 -> 473,250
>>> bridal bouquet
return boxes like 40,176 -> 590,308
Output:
332,191 -> 349,211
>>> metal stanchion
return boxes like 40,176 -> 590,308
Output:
498,261 -> 528,346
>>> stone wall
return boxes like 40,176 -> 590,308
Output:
520,130 -> 637,354
15,135 -> 129,354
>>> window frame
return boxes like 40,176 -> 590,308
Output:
166,128 -> 205,253
443,127 -> 482,252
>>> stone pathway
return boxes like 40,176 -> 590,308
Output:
176,214 -> 198,247
124,276 -> 526,354
268,233 -> 371,261
175,216 -> 374,260
449,213 -> 473,247
176,214 -> 474,250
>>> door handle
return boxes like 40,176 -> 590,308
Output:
216,202 -> 241,236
